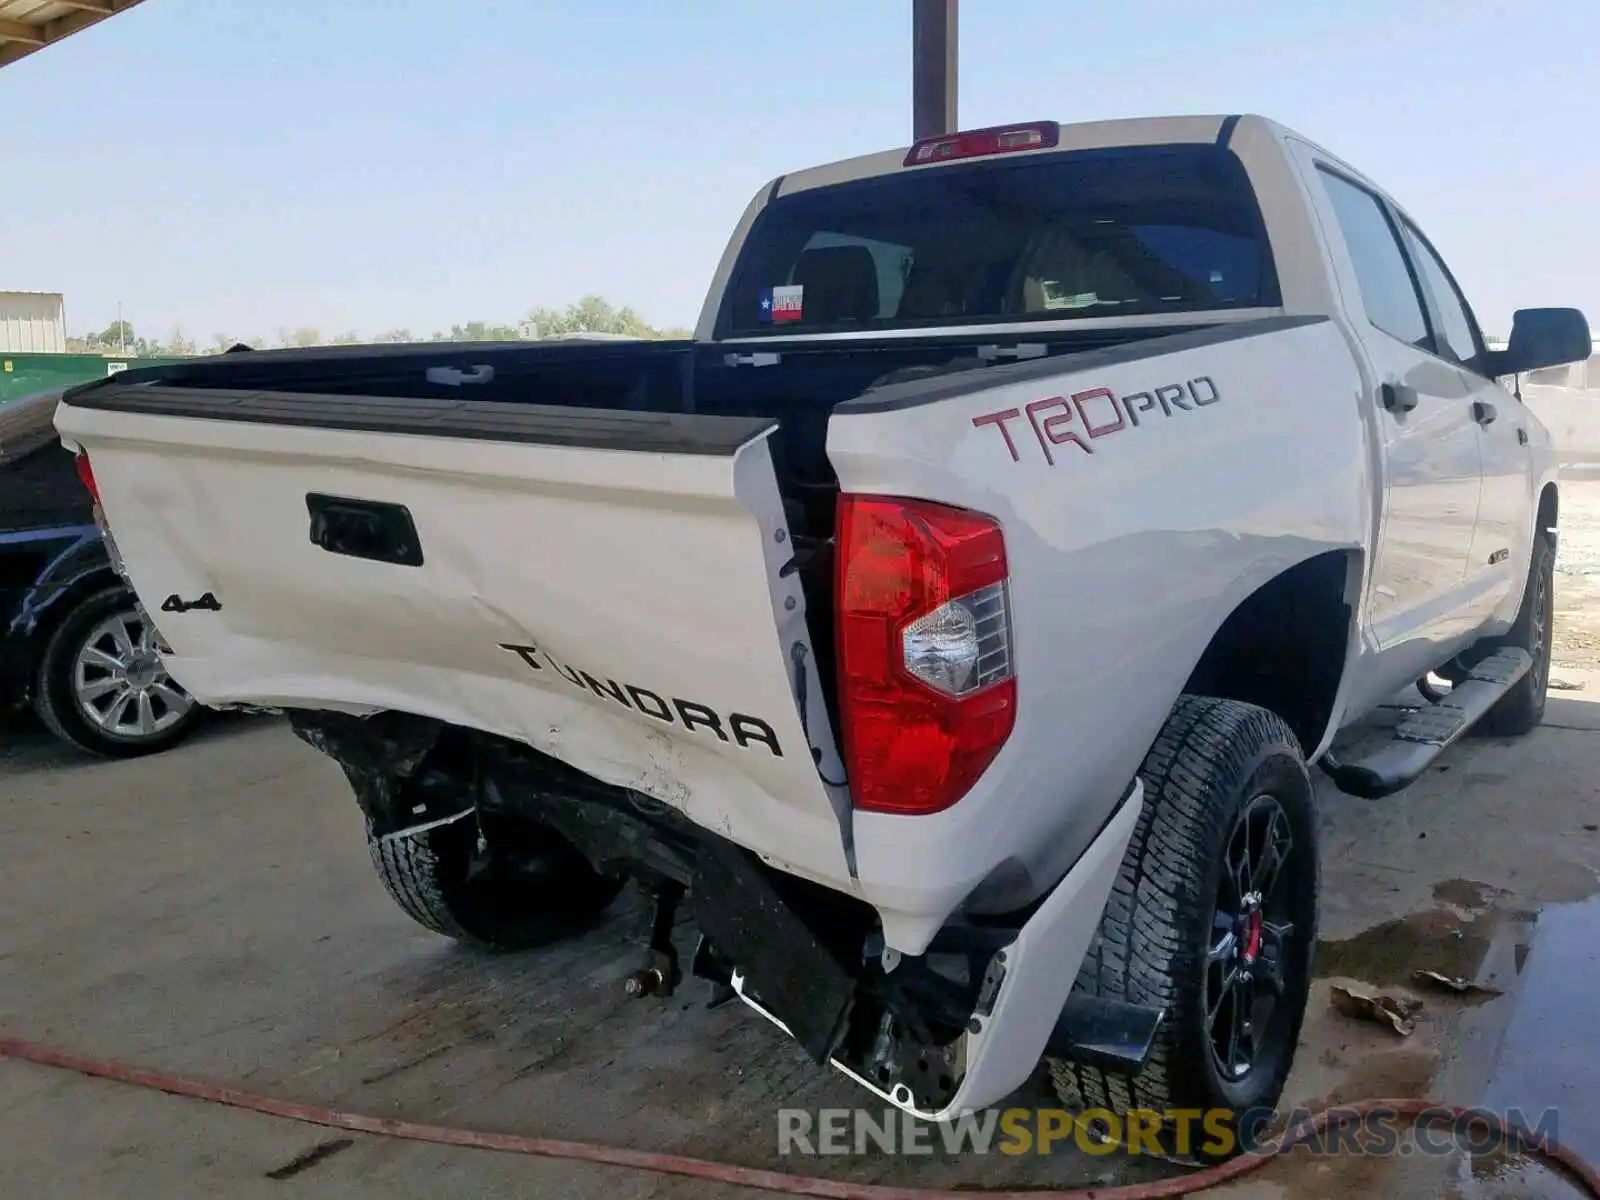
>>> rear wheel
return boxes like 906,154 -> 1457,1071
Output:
1048,696 -> 1319,1157
33,585 -> 201,758
369,815 -> 625,951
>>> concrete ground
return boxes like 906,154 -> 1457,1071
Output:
4,489 -> 1600,1198
1553,477 -> 1600,671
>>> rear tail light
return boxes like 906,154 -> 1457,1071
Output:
835,495 -> 1017,815
74,451 -> 99,503
75,450 -> 132,582
903,121 -> 1059,167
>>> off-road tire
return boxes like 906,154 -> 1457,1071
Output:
1047,696 -> 1319,1156
369,815 -> 624,952
1457,533 -> 1555,738
33,584 -> 202,759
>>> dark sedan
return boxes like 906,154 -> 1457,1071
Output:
1,387 -> 201,756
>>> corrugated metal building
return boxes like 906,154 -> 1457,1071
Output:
0,291 -> 67,353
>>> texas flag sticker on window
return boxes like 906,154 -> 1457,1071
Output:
758,284 -> 804,323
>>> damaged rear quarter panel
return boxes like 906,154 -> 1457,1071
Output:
827,317 -> 1369,952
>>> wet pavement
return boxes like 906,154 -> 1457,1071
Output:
1470,895 -> 1600,1196
1301,884 -> 1600,1199
1316,881 -> 1536,996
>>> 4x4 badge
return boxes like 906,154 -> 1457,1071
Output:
161,592 -> 222,614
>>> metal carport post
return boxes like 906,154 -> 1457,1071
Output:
912,0 -> 957,140
3,3 -> 951,133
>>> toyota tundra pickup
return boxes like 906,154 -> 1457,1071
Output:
53,114 -> 1592,1139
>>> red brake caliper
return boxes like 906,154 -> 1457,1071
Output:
1244,911 -> 1263,962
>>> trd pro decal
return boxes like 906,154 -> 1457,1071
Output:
973,375 -> 1221,466
499,642 -> 783,757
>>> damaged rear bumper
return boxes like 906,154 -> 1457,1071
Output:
290,709 -> 1152,1120
734,778 -> 1147,1119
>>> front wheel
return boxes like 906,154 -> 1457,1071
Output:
33,585 -> 202,758
1460,533 -> 1555,738
1048,696 -> 1319,1156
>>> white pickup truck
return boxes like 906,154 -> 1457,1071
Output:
55,114 -> 1591,1139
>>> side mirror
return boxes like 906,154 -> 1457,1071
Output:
1487,307 -> 1592,377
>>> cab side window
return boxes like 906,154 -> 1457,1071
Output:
1399,222 -> 1483,373
1317,168 -> 1430,350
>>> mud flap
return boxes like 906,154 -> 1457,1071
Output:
691,839 -> 863,1062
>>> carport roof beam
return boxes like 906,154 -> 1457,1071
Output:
0,0 -> 145,70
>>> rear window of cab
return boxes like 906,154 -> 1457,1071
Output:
717,143 -> 1280,338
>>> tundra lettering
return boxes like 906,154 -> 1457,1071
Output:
58,113 -> 1586,1140
498,642 -> 784,757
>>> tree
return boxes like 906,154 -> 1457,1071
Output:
69,295 -> 686,359
99,320 -> 135,350
525,294 -> 656,339
520,295 -> 690,340
446,320 -> 522,342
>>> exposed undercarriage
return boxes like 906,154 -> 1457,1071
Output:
288,708 -> 1152,1114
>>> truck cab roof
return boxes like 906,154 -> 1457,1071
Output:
775,114 -> 1276,198
696,113 -> 1333,343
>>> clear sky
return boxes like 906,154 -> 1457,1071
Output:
4,0 -> 1595,343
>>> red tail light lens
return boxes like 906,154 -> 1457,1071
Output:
74,452 -> 99,503
835,495 -> 1017,816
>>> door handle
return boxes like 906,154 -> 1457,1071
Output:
1381,382 -> 1419,413
306,493 -> 424,567
424,364 -> 495,386
1472,400 -> 1498,426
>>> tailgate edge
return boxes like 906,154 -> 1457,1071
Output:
59,384 -> 775,458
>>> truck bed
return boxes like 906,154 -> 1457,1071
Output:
55,312 -> 1346,937
76,327 -> 1188,537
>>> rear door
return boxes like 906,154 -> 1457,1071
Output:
1298,153 -> 1485,650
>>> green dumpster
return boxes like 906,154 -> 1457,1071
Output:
0,352 -> 188,405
